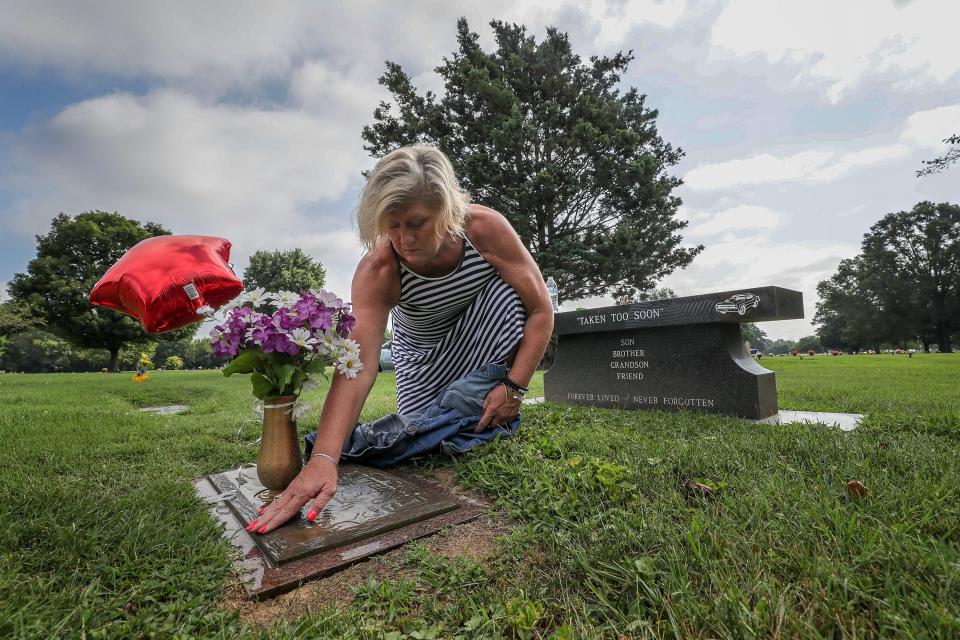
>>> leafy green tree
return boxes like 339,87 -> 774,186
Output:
766,338 -> 797,356
861,202 -> 959,352
0,301 -> 37,366
917,133 -> 959,176
154,334 -> 192,365
814,256 -> 914,351
361,18 -> 701,302
8,211 -> 194,371
242,248 -> 326,294
165,355 -> 184,370
795,335 -> 823,353
815,202 -> 959,353
0,330 -> 95,372
740,323 -> 768,351
0,300 -> 37,337
183,339 -> 224,369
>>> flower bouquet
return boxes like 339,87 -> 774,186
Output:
210,288 -> 361,489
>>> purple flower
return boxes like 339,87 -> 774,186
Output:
248,323 -> 275,347
212,333 -> 241,358
336,312 -> 356,337
274,308 -> 301,330
292,294 -> 319,323
309,306 -> 334,332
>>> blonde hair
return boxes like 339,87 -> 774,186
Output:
356,144 -> 470,252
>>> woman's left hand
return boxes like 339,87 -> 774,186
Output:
475,383 -> 522,432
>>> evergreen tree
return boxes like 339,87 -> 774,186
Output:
362,18 -> 701,301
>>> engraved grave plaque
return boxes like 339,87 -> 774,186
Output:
196,464 -> 483,599
208,465 -> 460,566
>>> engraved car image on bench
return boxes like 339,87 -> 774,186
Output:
715,292 -> 760,316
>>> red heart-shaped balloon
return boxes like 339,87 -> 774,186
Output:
89,235 -> 243,333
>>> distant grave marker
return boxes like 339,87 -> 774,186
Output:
139,405 -> 189,415
544,286 -> 803,419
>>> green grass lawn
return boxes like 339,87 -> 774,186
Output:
1,354 -> 959,638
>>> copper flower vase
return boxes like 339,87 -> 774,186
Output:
257,395 -> 302,491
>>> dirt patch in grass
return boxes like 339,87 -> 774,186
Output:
220,466 -> 513,628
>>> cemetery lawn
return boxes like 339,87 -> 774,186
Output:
1,353 -> 959,639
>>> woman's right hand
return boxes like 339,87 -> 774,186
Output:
245,458 -> 339,534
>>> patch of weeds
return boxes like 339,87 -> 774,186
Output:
350,576 -> 418,626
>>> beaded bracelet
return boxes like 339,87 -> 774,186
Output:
502,376 -> 529,394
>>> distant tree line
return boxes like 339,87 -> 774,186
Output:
740,323 -> 823,355
814,201 -> 959,353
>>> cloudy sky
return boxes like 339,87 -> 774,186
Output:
0,0 -> 957,340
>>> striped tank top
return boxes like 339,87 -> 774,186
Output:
389,233 -> 527,414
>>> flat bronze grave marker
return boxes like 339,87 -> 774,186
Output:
196,464 -> 482,599
139,405 -> 189,415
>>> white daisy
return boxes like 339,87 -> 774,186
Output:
316,329 -> 340,354
336,353 -> 363,379
289,327 -> 317,349
339,338 -> 361,359
238,287 -> 269,308
269,290 -> 299,307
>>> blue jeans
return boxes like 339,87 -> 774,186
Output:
304,363 -> 520,468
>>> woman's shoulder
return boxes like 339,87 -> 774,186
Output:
353,241 -> 401,305
465,204 -> 515,255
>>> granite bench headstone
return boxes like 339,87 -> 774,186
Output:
543,286 -> 804,419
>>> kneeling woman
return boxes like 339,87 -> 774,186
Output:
249,145 -> 553,534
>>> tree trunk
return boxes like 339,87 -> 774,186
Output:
936,323 -> 953,353
109,347 -> 120,372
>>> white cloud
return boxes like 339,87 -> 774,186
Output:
0,1 -> 517,92
684,144 -> 911,190
688,205 -> 784,237
660,234 -> 860,339
2,89 -> 372,300
710,0 -> 960,102
6,89 -> 365,226
900,104 -> 960,148
584,0 -> 689,44
505,0 -> 691,46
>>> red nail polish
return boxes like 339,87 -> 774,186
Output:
257,507 -> 265,514
307,510 -> 317,522
257,525 -> 268,534
246,519 -> 258,529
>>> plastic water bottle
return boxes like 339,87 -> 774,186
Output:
546,276 -> 558,312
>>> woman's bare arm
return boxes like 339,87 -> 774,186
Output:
249,250 -> 399,533
308,254 -> 399,461
468,205 -> 554,431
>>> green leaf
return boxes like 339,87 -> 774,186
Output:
277,364 -> 296,393
223,348 -> 264,377
304,357 -> 332,374
289,369 -> 307,396
250,371 -> 277,399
